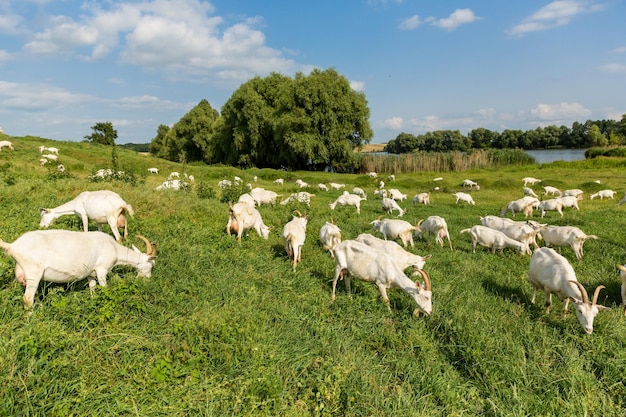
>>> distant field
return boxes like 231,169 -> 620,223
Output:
357,142 -> 386,152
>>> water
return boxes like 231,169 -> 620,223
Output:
524,149 -> 586,164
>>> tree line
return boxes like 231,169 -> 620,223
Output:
384,118 -> 626,154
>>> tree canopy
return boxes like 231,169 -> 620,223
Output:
84,121 -> 117,145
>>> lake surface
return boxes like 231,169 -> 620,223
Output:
524,149 -> 586,164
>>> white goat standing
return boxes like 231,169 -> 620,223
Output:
590,189 -> 616,200
370,219 -> 416,247
616,265 -> 626,315
460,225 -> 531,255
329,193 -> 366,214
319,221 -> 342,258
354,233 -> 431,272
412,192 -> 431,205
0,231 -> 156,309
415,216 -> 453,250
39,190 -> 134,242
538,226 -> 598,261
523,177 -> 542,186
453,192 -> 475,205
331,240 -> 432,316
523,187 -> 539,198
381,197 -> 405,217
282,212 -> 308,271
0,140 -> 14,151
226,202 -> 271,244
528,247 -> 608,334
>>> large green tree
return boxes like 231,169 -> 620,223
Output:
84,121 -> 117,145
213,68 -> 373,170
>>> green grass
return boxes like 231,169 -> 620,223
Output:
1,135 -> 626,416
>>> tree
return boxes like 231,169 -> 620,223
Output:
84,122 -> 117,145
149,124 -> 171,156
588,124 -> 608,147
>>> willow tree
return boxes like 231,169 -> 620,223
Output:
212,68 -> 373,170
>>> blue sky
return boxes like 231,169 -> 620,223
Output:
0,0 -> 624,144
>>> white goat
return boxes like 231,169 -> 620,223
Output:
528,247 -> 608,334
295,179 -> 309,188
460,225 -> 531,255
319,221 -> 342,257
352,187 -> 367,198
462,179 -> 479,190
366,172 -> 378,179
156,179 -> 188,191
370,218 -> 416,247
147,167 -> 159,174
562,189 -> 583,200
329,193 -> 366,214
381,197 -> 405,217
0,231 -> 156,309
237,193 -> 256,207
523,187 -> 539,198
388,174 -> 395,182
590,189 -> 616,200
40,190 -> 134,242
388,188 -> 407,201
42,153 -> 58,161
415,216 -> 453,250
169,172 -> 180,179
331,240 -> 432,316
318,183 -> 329,191
484,220 -> 543,250
226,202 -> 271,244
616,265 -> 626,315
329,182 -> 345,190
0,140 -> 14,150
538,199 -> 564,218
412,192 -> 431,205
249,188 -> 280,206
543,186 -> 562,196
453,192 -> 475,205
501,196 -> 538,217
279,192 -> 314,207
538,226 -> 598,261
274,178 -> 285,185
522,177 -> 542,186
282,212 -> 308,271
355,233 -> 431,272
557,196 -> 580,211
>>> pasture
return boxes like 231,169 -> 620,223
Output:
1,136 -> 626,416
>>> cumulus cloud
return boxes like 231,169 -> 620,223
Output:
529,102 -> 591,121
0,81 -> 93,111
382,117 -> 403,129
507,1 -> 605,37
429,9 -> 480,31
599,63 -> 626,73
20,0 -> 302,82
349,80 -> 365,91
610,46 -> 626,53
399,15 -> 422,30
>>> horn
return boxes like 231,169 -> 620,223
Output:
617,264 -> 626,273
592,285 -> 605,306
293,210 -> 303,218
568,280 -> 589,304
136,235 -> 155,256
415,269 -> 431,291
417,219 -> 424,227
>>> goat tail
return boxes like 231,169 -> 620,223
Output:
459,228 -> 471,235
123,204 -> 135,217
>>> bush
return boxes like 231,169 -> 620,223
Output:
196,182 -> 216,199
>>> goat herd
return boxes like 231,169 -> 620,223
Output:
0,160 -> 624,334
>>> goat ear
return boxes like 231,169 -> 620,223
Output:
40,208 -> 49,214
597,305 -> 610,311
569,296 -> 584,305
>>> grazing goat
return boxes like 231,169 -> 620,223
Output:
483,218 -> 543,250
352,187 -> 367,198
329,193 -> 366,214
542,186 -> 562,196
169,172 -> 180,179
280,192 -> 314,207
237,193 -> 256,206
500,196 -> 538,217
370,219 -> 416,247
155,179 -> 189,191
249,188 -> 280,206
318,183 -> 329,191
538,226 -> 598,261
412,192 -> 431,205
366,172 -> 378,179
226,202 -> 271,243
282,212 -> 308,271
460,225 -> 531,255
388,174 -> 395,182
274,178 -> 285,185
329,182 -> 345,190
331,240 -> 432,316
453,192 -> 475,205
590,189 -> 616,200
147,167 -> 159,174
0,140 -> 14,150
528,247 -> 608,334
462,179 -> 480,190
523,187 -> 538,198
557,196 -> 580,211
40,190 -> 134,242
42,153 -> 58,161
616,265 -> 626,315
538,199 -> 564,218
522,177 -> 541,186
388,188 -> 407,201
355,233 -> 431,272
381,197 -> 405,217
0,231 -> 156,309
415,216 -> 453,250
562,189 -> 583,200
295,179 -> 309,188
319,221 -> 342,257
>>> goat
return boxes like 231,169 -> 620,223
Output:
237,193 -> 256,207
528,247 -> 608,334
318,183 -> 329,191
500,196 -> 538,217
538,199 -> 564,218
370,218 -> 416,247
483,219 -> 543,250
462,179 -> 480,190
538,226 -> 598,261
295,179 -> 309,188
542,186 -> 562,196
155,179 -> 189,191
282,211 -> 308,271
279,192 -> 314,207
329,193 -> 366,214
453,192 -> 475,205
226,202 -> 271,244
415,216 -> 453,250
39,190 -> 134,242
329,182 -> 345,190
562,189 -> 583,200
590,189 -> 616,200
557,196 -> 580,211
352,187 -> 367,198
42,153 -> 58,161
616,265 -> 626,315
147,167 -> 159,174
388,188 -> 407,201
0,140 -> 14,151
249,188 -> 280,206
331,240 -> 432,316
274,178 -> 285,185
355,233 -> 431,272
412,192 -> 431,205
522,177 -> 542,186
169,171 -> 180,179
381,197 -> 405,217
388,174 -> 395,182
319,221 -> 342,258
460,225 -> 531,255
523,187 -> 539,198
0,231 -> 156,309
366,172 -> 378,179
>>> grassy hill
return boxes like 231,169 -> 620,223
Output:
1,134 -> 626,416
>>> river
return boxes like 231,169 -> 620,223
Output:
523,149 -> 586,164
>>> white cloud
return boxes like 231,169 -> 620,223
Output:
382,117 -> 403,129
599,63 -> 626,73
611,46 -> 626,53
399,15 -> 422,30
430,9 -> 480,31
507,1 -> 604,37
0,81 -> 93,111
529,102 -> 591,121
349,80 -> 365,91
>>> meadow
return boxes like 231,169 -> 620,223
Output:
1,136 -> 626,416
